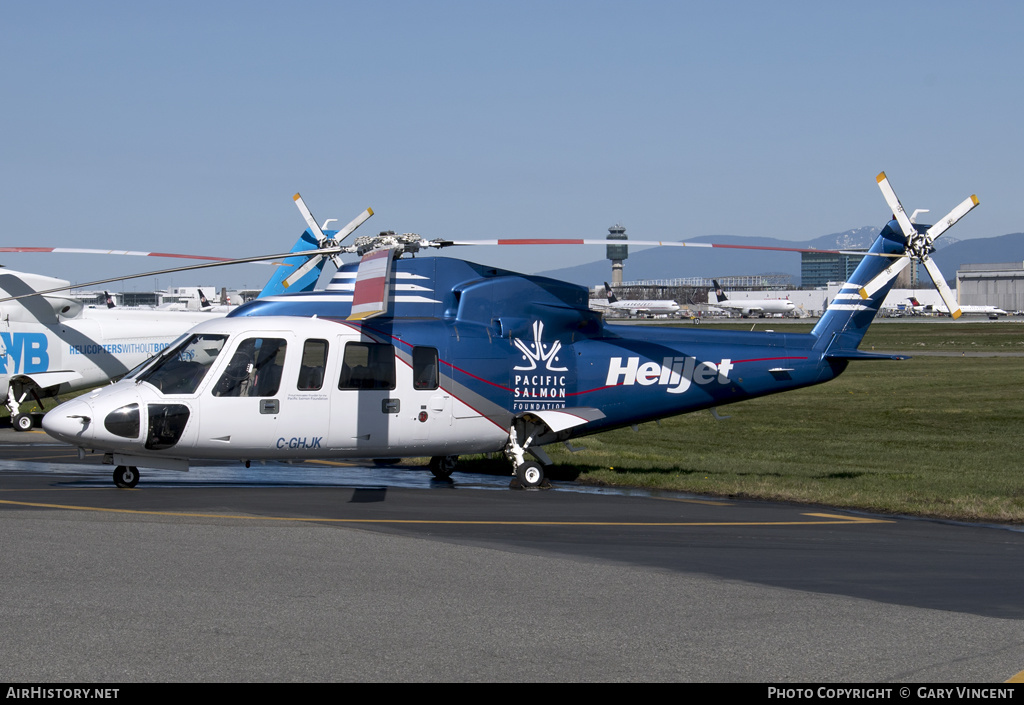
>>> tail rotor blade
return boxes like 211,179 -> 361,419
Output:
876,172 -> 916,240
293,193 -> 328,243
921,256 -> 962,319
923,194 -> 979,246
334,208 -> 374,243
859,256 -> 910,299
282,253 -> 326,289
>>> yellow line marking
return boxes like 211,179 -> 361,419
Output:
1006,670 -> 1024,683
0,488 -> 119,492
0,499 -> 893,526
805,512 -> 887,524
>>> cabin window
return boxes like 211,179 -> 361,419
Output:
338,342 -> 395,390
212,337 -> 288,398
297,339 -> 328,391
139,333 -> 228,395
412,346 -> 439,390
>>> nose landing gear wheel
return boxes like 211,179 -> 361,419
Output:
515,460 -> 545,489
113,465 -> 139,488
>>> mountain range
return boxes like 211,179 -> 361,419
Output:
536,228 -> 1024,287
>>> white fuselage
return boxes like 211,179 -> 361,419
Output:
921,304 -> 1009,317
713,298 -> 796,317
42,316 -> 507,465
592,300 -> 681,316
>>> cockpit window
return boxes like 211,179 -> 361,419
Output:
212,337 -> 288,397
137,334 -> 228,395
124,333 -> 190,380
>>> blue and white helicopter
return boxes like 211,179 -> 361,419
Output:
42,174 -> 978,489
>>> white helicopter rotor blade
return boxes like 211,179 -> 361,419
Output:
347,247 -> 397,321
921,255 -> 962,319
0,246 -> 348,304
293,193 -> 328,243
0,246 -> 269,263
282,253 -> 327,289
923,194 -> 979,246
859,256 -> 911,300
432,238 -> 885,258
876,171 -> 916,240
333,207 -> 374,242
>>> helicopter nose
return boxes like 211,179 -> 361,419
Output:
42,398 -> 95,443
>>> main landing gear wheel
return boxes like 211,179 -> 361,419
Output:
515,460 -> 545,489
13,414 -> 33,432
113,465 -> 139,488
429,455 -> 458,480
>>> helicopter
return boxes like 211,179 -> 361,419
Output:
0,212 -> 346,432
41,173 -> 978,489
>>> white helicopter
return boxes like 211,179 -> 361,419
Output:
0,213 -> 348,431
40,173 -> 978,489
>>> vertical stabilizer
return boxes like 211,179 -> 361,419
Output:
712,280 -> 728,302
603,282 -> 618,304
257,229 -> 330,298
811,221 -> 907,354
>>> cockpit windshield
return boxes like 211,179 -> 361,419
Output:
137,333 -> 229,395
124,333 -> 191,381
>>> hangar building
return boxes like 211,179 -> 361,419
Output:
957,263 -> 1024,311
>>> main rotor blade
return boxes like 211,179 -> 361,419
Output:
921,255 -> 962,319
0,246 -> 268,263
431,238 -> 889,258
876,171 -> 916,240
347,247 -> 396,321
922,194 -> 979,246
0,247 -> 348,304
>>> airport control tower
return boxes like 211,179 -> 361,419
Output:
606,224 -> 628,286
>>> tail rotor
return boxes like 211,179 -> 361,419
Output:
860,172 -> 979,318
282,194 -> 374,289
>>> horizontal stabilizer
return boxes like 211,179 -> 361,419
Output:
14,370 -> 85,387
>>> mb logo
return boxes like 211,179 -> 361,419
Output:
0,333 -> 50,374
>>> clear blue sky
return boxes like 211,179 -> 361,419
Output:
2,1 -> 1022,291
